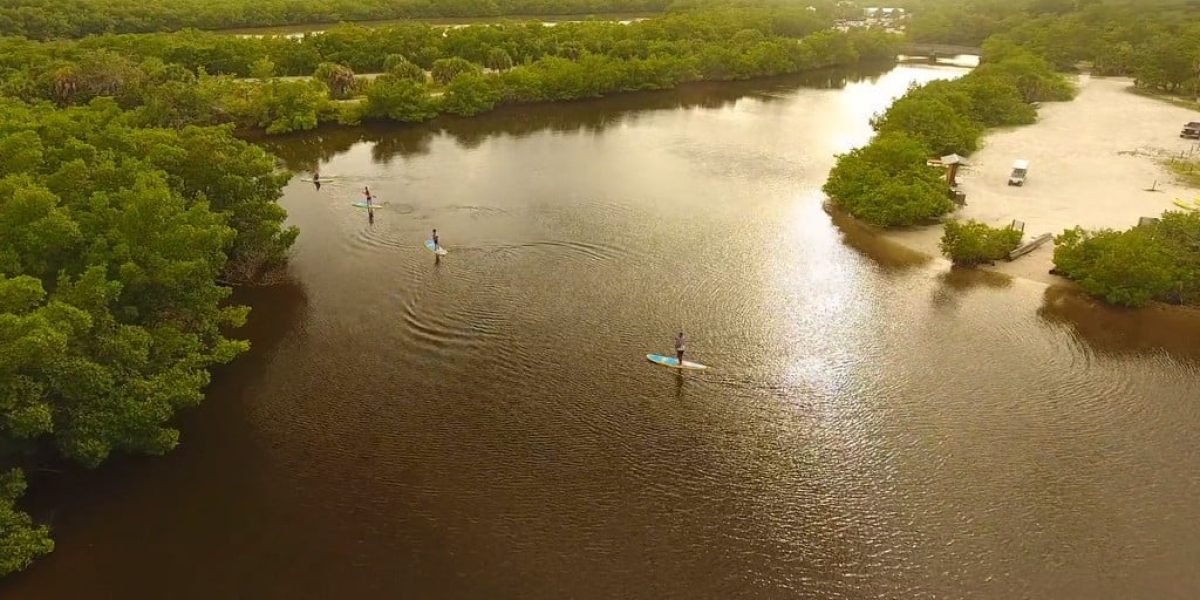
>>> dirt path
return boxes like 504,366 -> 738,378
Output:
885,75 -> 1200,284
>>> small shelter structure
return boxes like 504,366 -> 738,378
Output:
940,153 -> 967,186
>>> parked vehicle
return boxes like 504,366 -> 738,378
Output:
1182,122 -> 1200,139
1008,159 -> 1030,186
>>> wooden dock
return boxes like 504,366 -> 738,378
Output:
1008,233 -> 1053,260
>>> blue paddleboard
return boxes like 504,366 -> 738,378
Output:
646,354 -> 709,370
353,201 -> 381,208
425,240 -> 448,255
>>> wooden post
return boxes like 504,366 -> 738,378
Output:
946,162 -> 960,186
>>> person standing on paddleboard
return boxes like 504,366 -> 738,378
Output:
432,228 -> 440,250
363,186 -> 373,206
675,332 -> 686,365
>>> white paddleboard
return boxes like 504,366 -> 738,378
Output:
646,354 -> 708,370
353,201 -> 381,208
425,240 -> 448,255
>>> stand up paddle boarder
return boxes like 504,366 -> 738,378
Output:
431,228 -> 440,251
645,335 -> 708,371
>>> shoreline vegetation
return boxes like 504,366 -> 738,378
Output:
0,99 -> 294,575
0,0 -> 677,39
0,0 -> 891,576
823,0 -> 1200,309
0,7 -> 900,135
1130,86 -> 1200,112
217,12 -> 662,37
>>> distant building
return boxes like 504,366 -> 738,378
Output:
836,6 -> 907,32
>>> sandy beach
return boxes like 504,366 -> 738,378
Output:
884,75 -> 1200,285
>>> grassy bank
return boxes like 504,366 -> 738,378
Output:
1129,86 -> 1200,112
1164,155 -> 1200,188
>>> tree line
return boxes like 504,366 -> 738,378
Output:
0,4 -> 838,76
0,7 -> 899,135
0,4 -> 833,80
257,64 -> 896,172
907,0 -> 1200,97
0,96 -> 297,574
0,0 -> 674,40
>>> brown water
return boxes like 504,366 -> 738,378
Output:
8,65 -> 1200,599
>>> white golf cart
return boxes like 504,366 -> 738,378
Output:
1008,159 -> 1029,186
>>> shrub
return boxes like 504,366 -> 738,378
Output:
940,220 -> 1023,265
1052,210 -> 1200,307
1052,226 -> 1176,307
485,48 -> 515,72
431,57 -> 481,86
312,62 -> 356,99
359,75 -> 438,122
440,73 -> 502,116
384,55 -> 427,83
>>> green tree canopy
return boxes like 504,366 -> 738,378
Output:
385,57 -> 428,83
431,57 -> 482,86
441,73 -> 502,117
313,62 -> 357,99
0,470 -> 53,577
824,132 -> 954,227
0,97 -> 288,466
1053,211 -> 1200,307
0,0 -> 679,39
873,95 -> 983,157
359,75 -> 439,122
485,48 -> 515,72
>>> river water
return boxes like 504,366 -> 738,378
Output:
8,63 -> 1200,599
